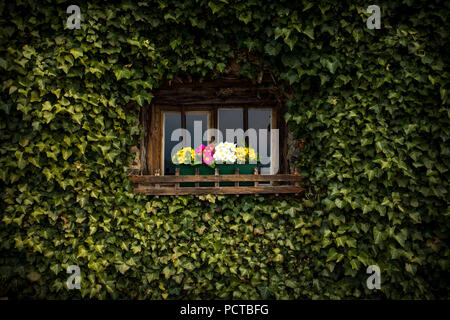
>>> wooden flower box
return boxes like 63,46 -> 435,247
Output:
176,163 -> 258,187
132,167 -> 303,196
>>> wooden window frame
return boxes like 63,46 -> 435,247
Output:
133,77 -> 301,195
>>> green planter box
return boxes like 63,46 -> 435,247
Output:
215,163 -> 257,186
176,164 -> 215,187
175,163 -> 258,187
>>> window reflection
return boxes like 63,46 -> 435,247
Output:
218,108 -> 243,144
249,109 -> 271,174
186,113 -> 209,147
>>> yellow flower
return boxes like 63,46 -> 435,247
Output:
248,148 -> 257,161
236,147 -> 246,163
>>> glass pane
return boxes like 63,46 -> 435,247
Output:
163,113 -> 181,175
248,109 -> 272,174
186,113 -> 209,148
218,108 -> 243,144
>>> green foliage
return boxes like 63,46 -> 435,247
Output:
0,0 -> 449,299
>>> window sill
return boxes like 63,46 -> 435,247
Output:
131,168 -> 303,196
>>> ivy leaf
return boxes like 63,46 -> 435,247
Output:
70,48 -> 83,59
242,213 -> 252,223
325,59 -> 338,74
114,68 -> 133,80
285,279 -> 297,289
373,227 -> 384,245
257,286 -> 271,299
216,63 -> 226,73
393,229 -> 408,247
284,35 -> 298,51
133,94 -> 145,107
352,29 -> 363,43
0,57 -> 7,69
30,90 -> 41,102
27,271 -> 41,282
208,2 -> 222,14
42,101 -> 52,111
77,245 -> 88,258
326,248 -> 338,262
62,149 -> 72,160
72,113 -> 83,125
117,263 -> 130,274
169,205 -> 183,214
264,42 -> 281,56
302,25 -> 314,39
335,199 -> 344,209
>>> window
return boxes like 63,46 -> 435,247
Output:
162,109 -> 212,175
132,77 -> 302,195
159,106 -> 276,175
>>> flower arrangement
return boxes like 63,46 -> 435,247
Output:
172,142 -> 258,167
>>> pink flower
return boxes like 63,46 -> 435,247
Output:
202,151 -> 213,165
195,144 -> 206,156
204,144 -> 214,153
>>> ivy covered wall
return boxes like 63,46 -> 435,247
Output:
0,0 -> 448,299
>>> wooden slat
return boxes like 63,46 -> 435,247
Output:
148,105 -> 162,175
154,169 -> 160,189
254,166 -> 259,196
131,174 -> 303,183
294,167 -> 300,187
134,185 -> 303,196
195,167 -> 199,188
214,168 -> 219,188
146,105 -> 154,174
175,168 -> 180,189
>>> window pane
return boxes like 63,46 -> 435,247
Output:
186,113 -> 209,148
163,113 -> 181,175
218,108 -> 243,144
248,109 -> 272,174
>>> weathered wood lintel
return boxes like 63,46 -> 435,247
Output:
158,75 -> 274,89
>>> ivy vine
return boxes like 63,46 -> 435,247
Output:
0,0 -> 448,299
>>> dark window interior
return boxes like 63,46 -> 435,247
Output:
186,113 -> 209,147
248,109 -> 272,173
218,108 -> 244,145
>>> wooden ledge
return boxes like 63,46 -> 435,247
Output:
134,185 -> 303,196
131,174 -> 303,183
132,169 -> 303,196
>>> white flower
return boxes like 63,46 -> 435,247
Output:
213,142 -> 237,163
